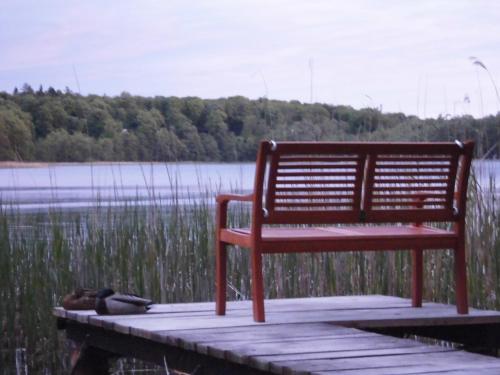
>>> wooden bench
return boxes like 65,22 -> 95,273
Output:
215,141 -> 474,322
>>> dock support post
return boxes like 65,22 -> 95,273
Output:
70,341 -> 112,375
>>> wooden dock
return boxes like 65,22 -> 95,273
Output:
54,295 -> 500,374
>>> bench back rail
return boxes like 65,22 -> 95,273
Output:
256,141 -> 473,225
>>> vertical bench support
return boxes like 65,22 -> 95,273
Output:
251,249 -> 265,322
453,141 -> 473,315
411,250 -> 423,308
215,199 -> 228,315
250,142 -> 269,322
412,195 -> 425,308
454,220 -> 469,314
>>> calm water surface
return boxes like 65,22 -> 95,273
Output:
0,162 -> 254,210
0,161 -> 498,210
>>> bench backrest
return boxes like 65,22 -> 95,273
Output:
253,141 -> 474,225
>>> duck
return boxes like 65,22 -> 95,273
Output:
95,288 -> 153,315
62,288 -> 97,310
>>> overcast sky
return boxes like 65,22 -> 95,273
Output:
1,0 -> 499,118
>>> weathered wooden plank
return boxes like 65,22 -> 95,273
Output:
264,346 -> 454,374
251,295 -> 412,308
87,309 -> 217,330
59,294 -> 412,321
91,296 -> 412,322
57,294 -> 499,322
124,315 -> 263,337
199,331 -> 378,358
339,306 -> 500,328
106,304 -> 500,341
279,350 -> 500,375
411,369 -> 500,375
242,342 -> 435,373
157,323 -> 349,346
65,310 -> 94,324
60,298 -> 500,328
53,307 -> 66,318
151,322 -> 352,347
312,365 -> 500,375
205,335 -> 424,364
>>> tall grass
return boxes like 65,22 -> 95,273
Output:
0,171 -> 498,373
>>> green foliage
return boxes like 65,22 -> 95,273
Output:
0,99 -> 34,160
35,129 -> 92,162
1,86 -> 500,162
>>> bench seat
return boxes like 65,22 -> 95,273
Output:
221,225 -> 457,252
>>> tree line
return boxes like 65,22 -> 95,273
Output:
0,84 -> 499,162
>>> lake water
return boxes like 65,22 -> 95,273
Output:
0,162 -> 255,210
0,161 -> 498,211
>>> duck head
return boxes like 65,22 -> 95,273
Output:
96,288 -> 115,299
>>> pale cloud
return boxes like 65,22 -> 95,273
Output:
0,0 -> 499,117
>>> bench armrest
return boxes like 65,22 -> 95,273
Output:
216,194 -> 254,231
216,194 -> 254,204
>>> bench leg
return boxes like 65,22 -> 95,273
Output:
455,243 -> 469,314
411,248 -> 423,308
251,249 -> 265,322
216,240 -> 227,315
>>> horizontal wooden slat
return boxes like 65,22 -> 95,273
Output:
371,186 -> 448,192
373,178 -> 450,184
275,194 -> 355,200
371,201 -> 446,208
273,142 -> 462,155
372,193 -> 447,199
374,171 -> 450,177
279,157 -> 361,163
373,196 -> 446,203
375,163 -> 451,169
277,171 -> 357,177
275,202 -> 354,208
275,187 -> 356,193
277,164 -> 359,170
376,156 -> 453,162
276,179 -> 356,185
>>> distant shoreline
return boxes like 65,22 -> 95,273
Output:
0,159 -> 497,170
0,161 -> 50,168
0,161 -> 166,168
0,161 -> 250,169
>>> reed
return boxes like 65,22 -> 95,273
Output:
0,170 -> 498,373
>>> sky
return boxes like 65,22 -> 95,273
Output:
1,0 -> 500,119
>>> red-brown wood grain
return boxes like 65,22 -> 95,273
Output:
215,140 -> 474,322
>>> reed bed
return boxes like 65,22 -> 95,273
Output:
0,172 -> 498,373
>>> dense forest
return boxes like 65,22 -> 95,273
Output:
0,84 -> 499,161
